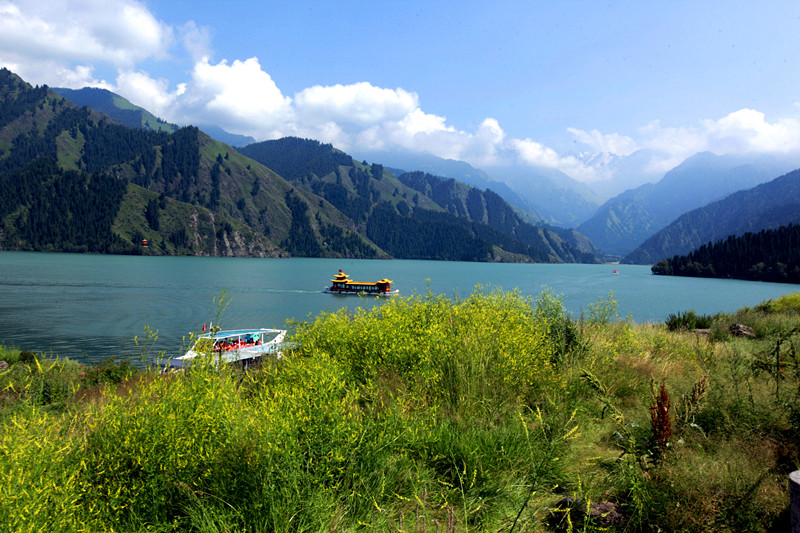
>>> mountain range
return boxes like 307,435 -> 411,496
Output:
624,168 -> 800,264
0,68 -> 596,264
356,149 -> 602,228
239,138 -> 598,263
12,69 -> 800,268
576,152 -> 800,257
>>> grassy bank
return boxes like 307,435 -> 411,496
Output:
0,288 -> 798,531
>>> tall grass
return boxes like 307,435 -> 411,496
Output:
0,289 -> 798,531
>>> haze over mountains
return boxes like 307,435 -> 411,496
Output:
8,72 -> 800,266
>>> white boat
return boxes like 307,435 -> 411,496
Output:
161,328 -> 287,369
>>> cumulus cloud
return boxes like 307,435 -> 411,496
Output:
0,0 -> 171,76
463,118 -> 506,166
295,82 -> 418,127
288,84 -> 512,166
704,109 -> 800,153
179,57 -> 294,137
510,138 -> 562,168
563,110 -> 800,182
1,59 -> 112,90
624,110 -> 800,173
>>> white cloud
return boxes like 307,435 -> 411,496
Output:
1,59 -> 112,89
178,57 -> 294,137
180,21 -> 213,63
567,128 -> 638,156
628,110 -> 800,172
636,120 -> 707,168
56,64 -> 108,89
295,82 -> 418,127
376,112 -> 506,166
562,110 -> 800,183
0,0 -> 171,77
704,108 -> 800,153
509,138 -> 601,182
395,107 -> 451,136
115,70 -> 177,117
287,83 -> 512,165
462,118 -> 506,166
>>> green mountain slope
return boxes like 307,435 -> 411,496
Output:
0,68 -> 382,258
651,223 -> 800,283
353,148 -> 547,222
240,137 -> 599,263
624,168 -> 800,264
52,87 -> 178,133
355,149 -> 603,227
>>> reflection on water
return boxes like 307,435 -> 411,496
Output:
2,251 -> 800,364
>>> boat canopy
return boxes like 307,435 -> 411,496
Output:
330,269 -> 392,286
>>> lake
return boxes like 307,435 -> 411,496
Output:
2,251 -> 800,365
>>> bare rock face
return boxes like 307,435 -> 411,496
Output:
729,323 -> 755,337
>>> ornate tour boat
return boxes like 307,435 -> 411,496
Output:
324,269 -> 399,297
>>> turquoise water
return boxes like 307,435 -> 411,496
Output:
2,251 -> 800,364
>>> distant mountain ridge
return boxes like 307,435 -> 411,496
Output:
52,87 -> 178,133
49,82 -> 800,264
568,149 -> 670,201
577,152 -> 800,257
53,87 -> 257,146
355,149 -> 601,227
354,149 -> 545,221
624,168 -> 800,264
240,138 -> 599,263
490,165 -> 600,227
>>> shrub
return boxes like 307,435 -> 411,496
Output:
755,292 -> 800,314
665,309 -> 713,331
81,357 -> 136,386
291,287 -> 567,417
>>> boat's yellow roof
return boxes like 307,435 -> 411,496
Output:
330,270 -> 392,284
330,279 -> 393,285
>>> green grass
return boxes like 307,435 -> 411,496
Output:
0,289 -> 798,531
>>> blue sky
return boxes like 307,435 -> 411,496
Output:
2,0 -> 800,189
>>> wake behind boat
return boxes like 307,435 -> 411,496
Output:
323,269 -> 399,297
161,328 -> 287,369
